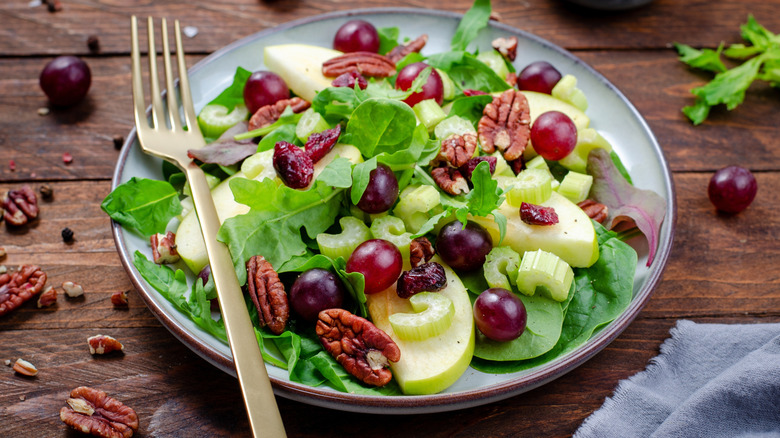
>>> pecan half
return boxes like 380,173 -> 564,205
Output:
0,265 -> 47,317
409,236 -> 435,268
248,97 -> 310,131
316,308 -> 400,387
37,286 -> 57,308
578,199 -> 609,224
150,231 -> 179,264
246,256 -> 289,335
431,166 -> 469,195
387,34 -> 429,64
435,133 -> 478,168
396,262 -> 447,299
60,386 -> 139,438
478,89 -> 531,161
322,52 -> 396,78
88,335 -> 124,355
492,36 -> 518,62
2,186 -> 39,226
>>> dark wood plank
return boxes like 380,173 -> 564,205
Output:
2,0 -> 779,56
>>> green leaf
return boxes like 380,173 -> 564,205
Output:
378,26 -> 400,55
447,94 -> 494,126
308,351 -> 402,395
682,98 -> 712,125
234,106 -> 302,141
723,43 -> 764,60
740,15 -> 776,50
427,51 -> 510,93
674,42 -> 727,73
217,177 -> 346,283
101,177 -> 182,237
204,67 -> 252,111
311,87 -> 363,124
691,55 -> 764,110
316,158 -> 354,188
465,161 -> 504,217
345,98 -> 418,158
350,157 -> 378,205
256,123 -> 299,152
451,0 -> 492,52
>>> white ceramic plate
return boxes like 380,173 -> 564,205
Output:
111,8 -> 676,414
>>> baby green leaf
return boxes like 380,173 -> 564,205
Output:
345,98 -> 417,157
101,177 -> 182,237
451,0 -> 492,52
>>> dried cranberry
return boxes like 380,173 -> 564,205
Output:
305,125 -> 341,163
463,89 -> 488,96
459,156 -> 497,181
331,71 -> 368,90
273,141 -> 313,189
396,262 -> 447,299
520,202 -> 559,226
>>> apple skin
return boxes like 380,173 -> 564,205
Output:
366,257 -> 475,395
175,144 -> 362,275
264,44 -> 343,103
471,190 -> 599,269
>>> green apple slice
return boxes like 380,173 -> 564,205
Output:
471,190 -> 599,268
264,44 -> 342,103
175,144 -> 362,274
388,292 -> 455,341
366,258 -> 475,395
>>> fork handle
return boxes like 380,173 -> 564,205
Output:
185,163 -> 287,438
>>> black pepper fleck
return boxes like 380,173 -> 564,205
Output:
113,135 -> 124,150
61,227 -> 74,243
87,35 -> 100,53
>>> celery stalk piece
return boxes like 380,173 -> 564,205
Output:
525,155 -> 549,172
394,184 -> 442,233
316,216 -> 371,261
552,74 -> 588,111
197,104 -> 249,139
388,292 -> 456,341
370,215 -> 413,265
515,249 -> 574,302
295,108 -> 330,143
490,151 -> 515,177
483,246 -> 521,290
413,99 -> 447,132
506,168 -> 553,207
558,171 -> 593,204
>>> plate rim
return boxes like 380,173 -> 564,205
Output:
110,7 -> 677,413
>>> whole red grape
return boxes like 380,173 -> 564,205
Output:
436,220 -> 493,271
346,239 -> 403,294
395,62 -> 444,106
517,61 -> 562,95
708,165 -> 757,213
333,20 -> 380,53
289,268 -> 346,322
243,71 -> 290,115
356,163 -> 399,214
473,288 -> 527,342
530,111 -> 578,161
39,56 -> 92,107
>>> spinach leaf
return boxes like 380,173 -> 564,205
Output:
308,351 -> 402,395
450,0 -> 492,52
427,51 -> 510,93
312,87 -> 363,124
257,123 -> 299,152
316,157 -> 353,188
101,177 -> 182,237
344,98 -> 417,157
205,66 -> 252,111
350,157 -> 379,205
447,94 -> 494,126
378,26 -> 400,55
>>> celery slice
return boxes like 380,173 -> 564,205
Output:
483,246 -> 521,290
197,104 -> 249,139
388,292 -> 455,341
295,108 -> 330,142
506,168 -> 553,207
370,215 -> 413,265
558,171 -> 593,204
316,216 -> 371,261
552,74 -> 588,111
413,99 -> 447,132
394,184 -> 441,233
525,155 -> 549,172
434,115 -> 476,140
515,249 -> 574,302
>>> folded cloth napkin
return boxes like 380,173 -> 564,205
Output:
574,320 -> 780,438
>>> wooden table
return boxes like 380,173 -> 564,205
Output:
2,0 -> 779,436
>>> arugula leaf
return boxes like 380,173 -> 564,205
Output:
378,26 -> 400,55
101,177 -> 182,237
217,161 -> 350,283
588,148 -> 666,267
344,98 -> 418,157
464,161 -> 504,217
451,0 -> 492,52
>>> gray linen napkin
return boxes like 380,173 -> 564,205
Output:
574,320 -> 780,438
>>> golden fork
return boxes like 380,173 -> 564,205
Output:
130,16 -> 286,437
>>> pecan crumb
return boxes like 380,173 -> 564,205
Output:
431,166 -> 469,195
2,185 -> 39,226
39,185 -> 53,200
0,247 -> 6,259
248,97 -> 310,131
19,395 -> 25,401
409,236 -> 435,268
387,34 -> 429,64
111,291 -> 128,307
37,107 -> 50,116
4,359 -> 10,366
150,231 -> 179,264
87,334 -> 124,355
62,281 -> 84,298
578,199 -> 608,224
492,36 -> 518,62
13,358 -> 38,377
37,286 -> 57,308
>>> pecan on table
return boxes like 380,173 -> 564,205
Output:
316,308 -> 401,387
246,255 -> 289,335
578,199 -> 609,224
37,286 -> 57,308
60,386 -> 139,438
0,265 -> 47,317
88,335 -> 124,355
396,262 -> 447,299
492,36 -> 518,62
431,166 -> 469,196
478,89 -> 531,161
434,133 -> 478,168
322,52 -> 396,78
409,236 -> 435,269
387,34 -> 429,64
2,185 -> 39,226
247,97 -> 310,131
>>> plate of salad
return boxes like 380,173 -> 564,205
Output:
105,1 -> 675,413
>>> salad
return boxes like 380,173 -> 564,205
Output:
102,0 -> 666,397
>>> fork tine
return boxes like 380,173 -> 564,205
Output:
160,18 -> 183,132
130,16 -> 149,133
146,17 -> 166,130
174,20 -> 202,137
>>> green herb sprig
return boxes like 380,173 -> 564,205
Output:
675,15 -> 780,125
